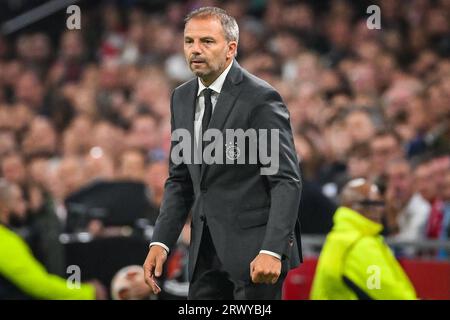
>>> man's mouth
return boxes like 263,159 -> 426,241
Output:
191,59 -> 206,65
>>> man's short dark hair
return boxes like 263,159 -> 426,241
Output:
184,6 -> 239,44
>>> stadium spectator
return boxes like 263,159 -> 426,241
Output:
310,178 -> 417,299
0,179 -> 106,299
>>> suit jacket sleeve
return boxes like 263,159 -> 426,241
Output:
151,91 -> 194,251
249,89 -> 302,259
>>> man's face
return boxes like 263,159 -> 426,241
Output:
360,185 -> 384,224
443,173 -> 450,202
184,17 -> 237,84
386,162 -> 412,201
371,135 -> 400,174
8,184 -> 27,222
414,164 -> 436,201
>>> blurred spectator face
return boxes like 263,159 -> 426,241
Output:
412,50 -> 438,77
15,72 -> 44,110
425,8 -> 449,36
127,115 -> 159,152
28,157 -> 49,188
16,35 -> 33,62
345,111 -> 376,144
1,153 -> 26,185
238,23 -> 262,56
31,33 -> 51,63
347,63 -> 377,96
326,18 -> 351,49
99,61 -> 121,90
241,53 -> 277,81
22,117 -> 57,156
324,121 -> 351,160
57,157 -> 85,198
61,31 -> 85,61
12,103 -> 34,132
295,53 -> 320,83
102,4 -> 122,31
8,183 -> 27,221
63,128 -> 90,157
370,133 -> 402,176
355,41 -> 381,63
443,172 -> 450,202
383,79 -> 423,119
430,156 -> 450,198
428,82 -> 449,119
84,151 -> 115,183
271,32 -> 301,62
72,87 -> 96,117
376,53 -> 398,86
93,121 -> 124,158
183,15 -> 237,85
407,97 -> 430,133
386,160 -> 413,204
150,24 -> 177,56
283,3 -> 314,32
294,135 -> 313,163
145,162 -> 168,206
414,163 -> 437,202
320,70 -> 341,94
134,75 -> 170,111
0,131 -> 16,156
347,155 -> 371,179
119,150 -> 146,181
1,60 -> 23,88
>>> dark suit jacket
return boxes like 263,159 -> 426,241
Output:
152,60 -> 302,282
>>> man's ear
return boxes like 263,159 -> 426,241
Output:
227,41 -> 238,58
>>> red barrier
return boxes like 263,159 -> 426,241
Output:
283,257 -> 450,300
398,259 -> 450,300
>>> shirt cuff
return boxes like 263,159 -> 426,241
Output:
259,250 -> 281,260
149,242 -> 170,254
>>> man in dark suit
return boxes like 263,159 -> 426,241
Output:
143,7 -> 302,300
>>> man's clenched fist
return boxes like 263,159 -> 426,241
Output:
250,253 -> 282,284
143,245 -> 168,294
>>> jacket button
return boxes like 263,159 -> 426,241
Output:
200,215 -> 206,222
201,188 -> 207,193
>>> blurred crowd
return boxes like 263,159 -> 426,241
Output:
0,0 -> 449,297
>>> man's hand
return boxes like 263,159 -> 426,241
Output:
250,253 -> 282,284
143,245 -> 167,294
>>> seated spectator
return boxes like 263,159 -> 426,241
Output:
0,179 -> 106,299
385,159 -> 430,241
438,171 -> 450,259
118,148 -> 147,182
310,178 -> 417,300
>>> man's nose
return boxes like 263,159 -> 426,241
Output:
191,40 -> 202,55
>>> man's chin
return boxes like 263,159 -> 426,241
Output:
191,69 -> 209,78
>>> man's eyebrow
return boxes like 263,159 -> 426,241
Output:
184,36 -> 215,40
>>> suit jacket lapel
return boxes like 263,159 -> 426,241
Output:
179,80 -> 201,184
200,60 -> 244,181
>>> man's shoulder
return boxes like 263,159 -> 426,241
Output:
240,68 -> 280,99
172,78 -> 197,97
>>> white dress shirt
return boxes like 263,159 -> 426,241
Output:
150,61 -> 281,260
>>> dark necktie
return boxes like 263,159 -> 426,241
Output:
202,88 -> 213,151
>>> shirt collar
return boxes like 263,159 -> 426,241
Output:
197,60 -> 234,96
